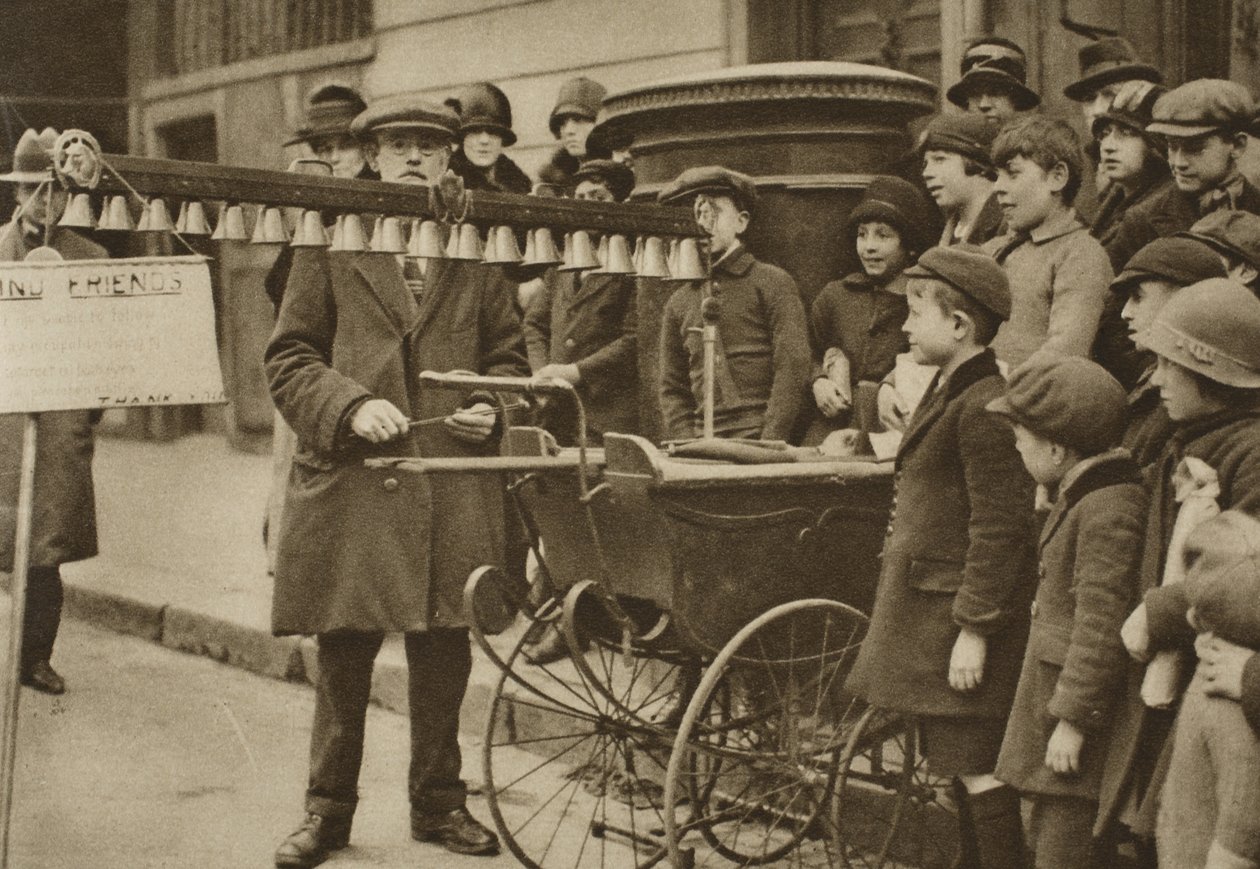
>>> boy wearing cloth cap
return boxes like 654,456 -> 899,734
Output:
657,166 -> 811,442
1103,279 -> 1260,862
847,245 -> 1037,869
1108,80 -> 1260,275
807,176 -> 935,440
987,355 -> 1147,868
947,36 -> 1041,127
447,82 -> 532,195
1112,237 -> 1228,468
987,116 -> 1114,370
1183,209 -> 1260,291
920,112 -> 1004,247
268,96 -> 527,867
1156,511 -> 1260,869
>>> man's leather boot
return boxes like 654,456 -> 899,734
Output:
274,812 -> 352,868
411,806 -> 500,856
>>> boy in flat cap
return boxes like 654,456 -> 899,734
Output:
657,166 -> 811,442
1108,279 -> 1260,861
0,128 -> 108,697
988,116 -> 1114,369
847,245 -> 1037,869
1107,79 -> 1260,273
987,354 -> 1147,868
268,95 -> 527,867
1112,236 -> 1227,468
807,176 -> 936,441
919,113 -> 1003,247
447,82 -> 531,195
536,76 -> 606,196
1064,36 -> 1163,128
947,36 -> 1040,127
1182,209 -> 1260,291
1156,511 -> 1260,869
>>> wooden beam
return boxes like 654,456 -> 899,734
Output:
89,153 -> 702,236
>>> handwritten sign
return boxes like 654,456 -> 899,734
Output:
0,255 -> 226,413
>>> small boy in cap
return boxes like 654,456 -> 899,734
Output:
987,116 -> 1114,369
846,245 -> 1037,869
657,166 -> 811,441
947,36 -> 1041,127
1107,79 -> 1260,272
807,176 -> 936,441
1111,236 -> 1227,467
986,353 -> 1147,868
1063,36 -> 1162,128
1182,209 -> 1260,290
1107,278 -> 1260,856
446,82 -> 531,195
919,112 -> 1004,247
536,76 -> 606,196
1156,511 -> 1260,869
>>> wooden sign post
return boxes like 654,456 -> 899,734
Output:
0,255 -> 224,867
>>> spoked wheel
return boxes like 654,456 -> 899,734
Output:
833,708 -> 959,869
663,599 -> 869,868
483,616 -> 685,869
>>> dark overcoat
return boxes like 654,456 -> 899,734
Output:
1097,407 -> 1260,836
1091,174 -> 1172,264
0,221 -> 106,571
995,451 -> 1146,799
846,350 -> 1038,718
809,272 -> 908,387
449,149 -> 532,195
522,268 -> 638,440
265,249 -> 528,635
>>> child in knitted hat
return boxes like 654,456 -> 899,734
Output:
986,352 -> 1147,867
1157,510 -> 1260,869
806,176 -> 936,443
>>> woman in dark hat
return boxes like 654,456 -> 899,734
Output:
286,84 -> 378,182
805,175 -> 936,442
1091,85 -> 1170,255
446,82 -> 531,195
536,77 -> 606,196
946,36 -> 1040,127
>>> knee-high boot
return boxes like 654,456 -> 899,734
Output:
964,784 -> 1027,869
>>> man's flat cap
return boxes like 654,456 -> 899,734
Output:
904,244 -> 1011,320
1182,210 -> 1260,269
349,95 -> 460,139
1146,79 -> 1256,137
1111,236 -> 1227,293
917,113 -> 998,169
573,159 -> 636,202
986,352 -> 1127,454
658,166 -> 757,214
1064,37 -> 1162,102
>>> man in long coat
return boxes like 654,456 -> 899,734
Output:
267,96 -> 527,868
0,127 -> 107,696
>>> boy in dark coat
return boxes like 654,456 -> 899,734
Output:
987,354 -> 1147,868
919,112 -> 1004,247
1106,278 -> 1260,863
1112,237 -> 1227,468
657,166 -> 811,441
847,244 -> 1038,868
1106,80 -> 1260,273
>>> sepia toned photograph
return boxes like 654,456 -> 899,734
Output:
1,1 -> 1258,866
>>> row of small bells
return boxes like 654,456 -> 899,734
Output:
57,192 -> 707,279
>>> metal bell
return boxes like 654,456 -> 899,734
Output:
484,225 -> 522,264
329,213 -> 367,252
559,230 -> 599,272
406,220 -> 446,259
174,200 -> 211,235
529,227 -> 563,266
97,195 -> 134,232
449,224 -> 483,261
251,206 -> 290,244
211,204 -> 249,241
136,197 -> 175,232
369,216 -> 406,253
669,237 -> 707,281
595,234 -> 634,275
57,193 -> 95,229
290,210 -> 329,248
637,236 -> 671,278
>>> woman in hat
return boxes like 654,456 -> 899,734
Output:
536,77 -> 606,196
806,176 -> 935,443
446,82 -> 531,195
285,84 -> 378,182
1091,87 -> 1171,261
946,37 -> 1040,127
